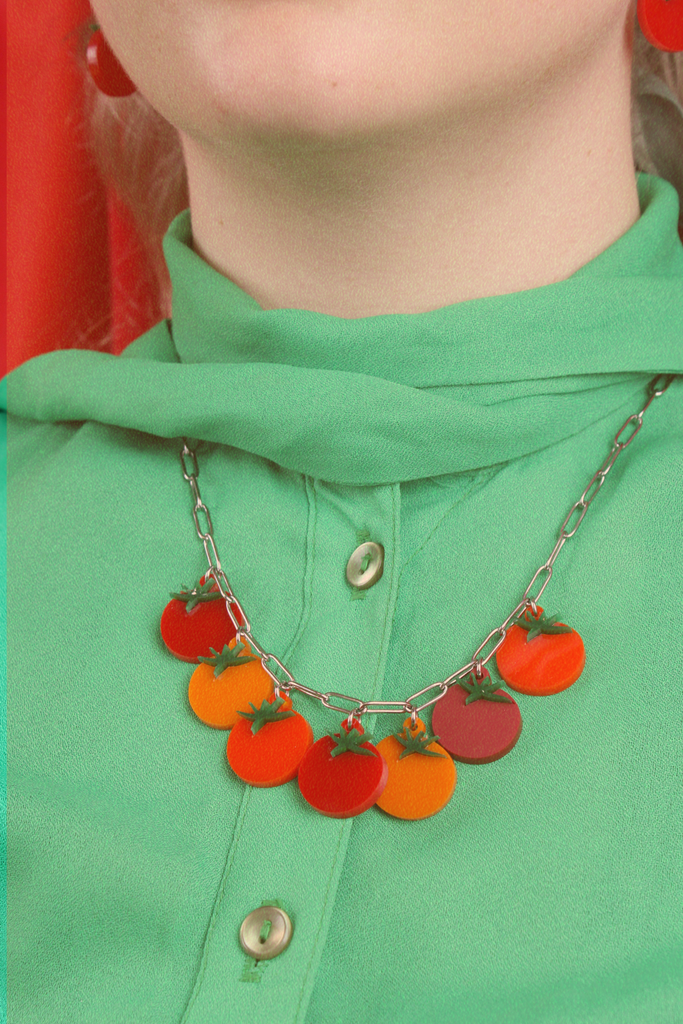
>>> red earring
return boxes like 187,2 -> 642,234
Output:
637,0 -> 683,52
86,28 -> 137,97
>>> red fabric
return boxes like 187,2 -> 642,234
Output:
2,3 -> 8,377
107,188 -> 165,356
7,0 -> 162,373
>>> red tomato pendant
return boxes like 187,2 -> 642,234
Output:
161,576 -> 237,662
637,0 -> 683,52
227,693 -> 314,787
375,717 -> 456,819
495,605 -> 585,696
86,29 -> 138,97
298,719 -> 388,818
431,669 -> 522,764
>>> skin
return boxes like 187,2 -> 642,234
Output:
92,0 -> 641,318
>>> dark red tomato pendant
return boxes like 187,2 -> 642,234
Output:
227,693 -> 314,788
431,669 -> 522,764
161,576 -> 237,663
298,719 -> 388,818
495,605 -> 585,696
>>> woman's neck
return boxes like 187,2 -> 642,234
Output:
179,33 -> 640,318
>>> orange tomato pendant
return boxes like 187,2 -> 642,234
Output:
495,605 -> 585,696
161,576 -> 237,663
374,717 -> 456,820
431,668 -> 522,763
298,719 -> 388,818
227,693 -> 314,787
188,637 -> 273,729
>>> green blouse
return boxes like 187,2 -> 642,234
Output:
2,173 -> 682,1024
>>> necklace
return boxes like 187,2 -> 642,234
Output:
160,373 -> 676,820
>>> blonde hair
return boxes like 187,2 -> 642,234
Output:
74,19 -> 683,327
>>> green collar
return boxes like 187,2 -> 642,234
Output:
3,174 -> 682,485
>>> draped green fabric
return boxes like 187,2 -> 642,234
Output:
2,173 -> 682,1024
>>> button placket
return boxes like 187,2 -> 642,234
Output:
181,481 -> 401,1024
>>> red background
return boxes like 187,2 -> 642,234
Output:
7,0 -> 162,374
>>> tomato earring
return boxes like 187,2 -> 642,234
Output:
637,0 -> 683,52
86,27 -> 137,97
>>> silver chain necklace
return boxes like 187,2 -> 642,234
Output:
177,373 -> 675,727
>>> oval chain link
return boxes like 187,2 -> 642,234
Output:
177,375 -> 677,722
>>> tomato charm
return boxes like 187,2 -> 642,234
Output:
188,637 -> 273,729
495,605 -> 585,695
374,717 -> 456,820
161,576 -> 238,662
297,719 -> 388,818
227,693 -> 314,787
431,669 -> 522,763
86,28 -> 138,97
637,0 -> 683,53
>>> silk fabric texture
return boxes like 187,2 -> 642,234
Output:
2,173 -> 682,1023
